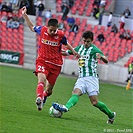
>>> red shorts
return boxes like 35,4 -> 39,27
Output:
35,59 -> 61,86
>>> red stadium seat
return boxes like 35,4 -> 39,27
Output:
12,32 -> 18,38
19,24 -> 24,30
127,45 -> 132,53
1,22 -> 7,31
1,37 -> 6,43
71,7 -> 77,15
95,41 -> 100,47
78,10 -> 84,15
0,41 -> 7,50
19,45 -> 24,53
7,32 -> 12,38
64,31 -> 69,37
52,14 -> 57,18
102,42 -> 106,47
1,31 -> 6,37
78,26 -> 85,32
75,18 -> 81,25
93,25 -> 99,31
69,32 -> 75,37
1,11 -> 7,16
85,10 -> 91,16
86,24 -> 92,30
73,41 -> 79,47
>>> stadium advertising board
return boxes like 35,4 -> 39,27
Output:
0,50 -> 24,65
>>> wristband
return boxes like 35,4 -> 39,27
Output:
66,50 -> 70,56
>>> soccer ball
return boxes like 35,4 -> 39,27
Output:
49,106 -> 62,118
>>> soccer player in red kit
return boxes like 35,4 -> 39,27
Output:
22,6 -> 79,111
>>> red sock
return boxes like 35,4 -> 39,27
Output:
43,91 -> 48,97
36,82 -> 45,98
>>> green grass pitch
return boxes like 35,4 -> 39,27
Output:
0,65 -> 132,133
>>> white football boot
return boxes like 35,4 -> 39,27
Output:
107,112 -> 116,124
36,97 -> 43,111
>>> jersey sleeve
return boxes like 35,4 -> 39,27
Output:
34,26 -> 42,35
60,36 -> 67,45
96,48 -> 104,56
93,45 -> 104,59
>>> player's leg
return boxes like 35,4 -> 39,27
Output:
36,72 -> 47,111
52,89 -> 80,112
64,88 -> 81,110
37,73 -> 47,98
89,95 -> 116,124
35,61 -> 50,111
52,78 -> 84,112
43,81 -> 53,105
52,89 -> 81,112
89,95 -> 113,117
87,76 -> 116,124
43,65 -> 61,106
65,78 -> 86,110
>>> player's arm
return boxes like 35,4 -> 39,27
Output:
96,53 -> 108,63
61,49 -> 68,56
65,42 -> 79,56
61,45 -> 81,57
61,49 -> 72,56
22,6 -> 34,32
62,47 -> 81,58
61,37 -> 80,58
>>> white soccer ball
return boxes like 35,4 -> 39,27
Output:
49,106 -> 62,118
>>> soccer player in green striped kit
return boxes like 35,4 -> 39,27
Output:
52,30 -> 116,124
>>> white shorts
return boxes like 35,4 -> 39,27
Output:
74,76 -> 99,96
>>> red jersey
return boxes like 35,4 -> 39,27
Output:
34,26 -> 67,66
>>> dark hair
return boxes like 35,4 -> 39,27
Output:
48,18 -> 58,27
82,31 -> 94,41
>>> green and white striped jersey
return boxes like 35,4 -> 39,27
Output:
68,44 -> 104,78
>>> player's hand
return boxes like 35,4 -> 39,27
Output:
96,53 -> 102,59
73,51 -> 81,58
61,49 -> 67,56
21,6 -> 27,15
61,49 -> 66,53
96,53 -> 108,63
